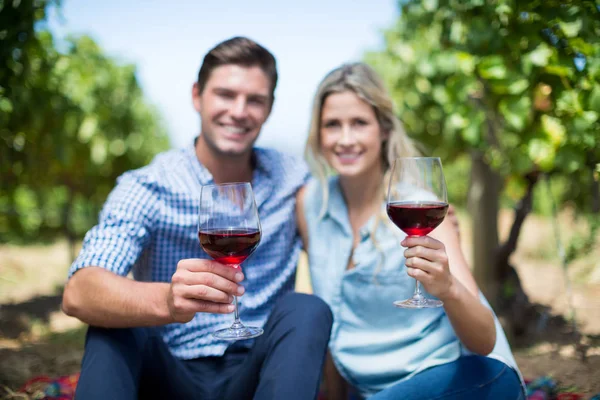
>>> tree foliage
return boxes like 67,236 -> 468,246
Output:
1,0 -> 170,244
366,0 -> 600,313
366,0 -> 600,207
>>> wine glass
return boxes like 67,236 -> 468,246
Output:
198,182 -> 263,340
386,157 -> 448,309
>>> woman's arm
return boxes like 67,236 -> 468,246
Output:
296,186 -> 309,251
402,216 -> 496,355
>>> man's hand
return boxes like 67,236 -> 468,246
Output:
167,259 -> 245,323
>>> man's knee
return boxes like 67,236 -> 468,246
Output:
277,293 -> 333,332
85,326 -> 156,355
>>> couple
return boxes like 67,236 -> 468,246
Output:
62,37 -> 524,399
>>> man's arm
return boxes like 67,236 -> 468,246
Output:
62,259 -> 244,328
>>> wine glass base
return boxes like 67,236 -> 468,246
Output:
393,298 -> 443,309
212,326 -> 263,341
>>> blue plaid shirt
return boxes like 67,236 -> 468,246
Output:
69,141 -> 309,359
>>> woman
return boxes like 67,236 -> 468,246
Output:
296,63 -> 525,399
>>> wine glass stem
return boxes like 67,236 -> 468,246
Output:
414,279 -> 423,299
233,295 -> 240,323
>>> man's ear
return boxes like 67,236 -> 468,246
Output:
192,82 -> 202,113
267,95 -> 275,116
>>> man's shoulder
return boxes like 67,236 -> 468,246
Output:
254,147 -> 307,177
119,147 -> 192,185
255,147 -> 303,166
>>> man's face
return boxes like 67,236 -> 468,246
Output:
193,64 -> 273,158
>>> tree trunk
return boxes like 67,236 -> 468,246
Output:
495,172 -> 539,337
591,169 -> 599,214
467,151 -> 502,308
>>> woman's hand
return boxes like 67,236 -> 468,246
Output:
401,235 -> 456,301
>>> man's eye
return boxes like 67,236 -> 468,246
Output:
249,98 -> 266,105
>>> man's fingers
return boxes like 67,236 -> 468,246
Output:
176,269 -> 244,297
174,298 -> 235,315
179,283 -> 236,304
177,259 -> 244,282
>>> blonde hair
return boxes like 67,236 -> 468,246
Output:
304,62 -> 420,216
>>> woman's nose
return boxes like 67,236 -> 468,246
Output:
338,126 -> 356,145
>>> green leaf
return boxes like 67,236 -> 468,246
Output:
589,84 -> 600,111
559,19 -> 583,38
573,111 -> 599,132
393,43 -> 416,64
500,97 -> 531,131
555,147 -> 585,173
527,44 -> 553,67
0,97 -> 13,113
478,56 -> 507,79
447,113 -> 468,130
461,123 -> 480,145
78,116 -> 97,143
528,138 -> 555,171
541,115 -> 566,146
544,65 -> 573,77
456,52 -> 476,74
423,0 -> 438,12
415,77 -> 432,93
450,21 -> 467,44
507,79 -> 529,95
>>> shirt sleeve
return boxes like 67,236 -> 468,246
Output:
68,171 -> 158,278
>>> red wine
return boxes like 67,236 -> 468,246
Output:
198,228 -> 261,266
387,201 -> 448,237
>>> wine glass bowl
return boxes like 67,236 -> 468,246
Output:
386,157 -> 448,309
198,182 -> 263,340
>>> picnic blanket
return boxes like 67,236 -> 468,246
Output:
11,373 -> 600,399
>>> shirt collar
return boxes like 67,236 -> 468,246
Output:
185,139 -> 274,208
322,176 -> 384,239
321,176 -> 352,236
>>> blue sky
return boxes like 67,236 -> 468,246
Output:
48,0 -> 398,157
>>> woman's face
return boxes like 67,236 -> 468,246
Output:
319,90 -> 386,180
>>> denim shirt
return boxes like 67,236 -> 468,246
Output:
303,177 -> 524,397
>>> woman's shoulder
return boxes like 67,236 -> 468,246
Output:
302,176 -> 340,215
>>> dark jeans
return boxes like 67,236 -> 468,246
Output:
368,355 -> 524,400
75,293 -> 333,400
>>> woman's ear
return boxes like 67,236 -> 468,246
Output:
381,129 -> 391,141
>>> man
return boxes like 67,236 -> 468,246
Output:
62,36 -> 332,400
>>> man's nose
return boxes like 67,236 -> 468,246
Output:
230,97 -> 249,119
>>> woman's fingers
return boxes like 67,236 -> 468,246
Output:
401,235 -> 445,251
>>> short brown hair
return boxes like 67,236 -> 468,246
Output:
197,36 -> 278,99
